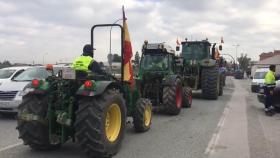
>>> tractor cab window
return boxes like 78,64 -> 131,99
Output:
140,54 -> 168,71
168,54 -> 174,71
182,43 -> 208,60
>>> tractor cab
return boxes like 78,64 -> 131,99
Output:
139,42 -> 175,79
180,40 -> 222,66
181,40 -> 211,62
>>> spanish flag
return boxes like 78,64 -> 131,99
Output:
123,6 -> 134,85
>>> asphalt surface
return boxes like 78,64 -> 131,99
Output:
1,77 -> 278,158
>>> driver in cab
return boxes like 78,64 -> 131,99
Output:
72,44 -> 103,77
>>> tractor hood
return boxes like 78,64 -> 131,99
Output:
141,70 -> 168,81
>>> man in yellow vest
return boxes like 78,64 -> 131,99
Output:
72,44 -> 103,77
264,65 -> 276,116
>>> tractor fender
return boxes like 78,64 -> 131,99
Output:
21,81 -> 50,96
76,81 -> 120,97
162,75 -> 181,86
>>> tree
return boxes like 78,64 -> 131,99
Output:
112,54 -> 122,62
134,51 -> 140,66
237,53 -> 251,71
0,60 -> 12,68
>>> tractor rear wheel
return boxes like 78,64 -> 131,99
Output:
133,98 -> 152,132
17,94 -> 60,150
163,79 -> 182,115
182,87 -> 192,108
222,74 -> 226,87
75,89 -> 126,158
201,66 -> 219,100
219,74 -> 224,96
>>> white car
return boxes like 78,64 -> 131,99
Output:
251,68 -> 269,93
0,66 -> 30,86
0,66 -> 65,115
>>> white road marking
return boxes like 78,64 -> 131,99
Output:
0,142 -> 22,152
205,79 -> 250,158
205,105 -> 229,155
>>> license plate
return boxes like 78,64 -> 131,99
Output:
62,68 -> 76,80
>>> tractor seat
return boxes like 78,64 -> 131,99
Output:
75,70 -> 88,79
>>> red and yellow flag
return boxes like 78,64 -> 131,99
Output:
123,7 -> 134,85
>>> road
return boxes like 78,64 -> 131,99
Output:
0,77 -> 279,158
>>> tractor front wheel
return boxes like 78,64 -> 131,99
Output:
133,98 -> 152,132
163,79 -> 183,115
182,87 -> 192,108
75,89 -> 126,158
17,94 -> 60,150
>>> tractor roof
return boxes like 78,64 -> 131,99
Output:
143,43 -> 175,54
181,40 -> 211,46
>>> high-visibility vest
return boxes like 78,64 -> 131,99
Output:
264,70 -> 275,85
71,56 -> 93,71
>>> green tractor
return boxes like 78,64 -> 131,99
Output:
176,39 -> 224,99
138,42 -> 192,116
16,24 -> 152,158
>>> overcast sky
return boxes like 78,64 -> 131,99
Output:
0,0 -> 280,64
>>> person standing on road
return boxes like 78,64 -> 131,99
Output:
264,65 -> 276,116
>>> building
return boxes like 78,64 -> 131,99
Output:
252,54 -> 280,76
259,50 -> 280,61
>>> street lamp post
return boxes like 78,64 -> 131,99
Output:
232,44 -> 240,62
108,18 -> 124,72
233,44 -> 240,70
221,53 -> 236,70
42,53 -> 48,65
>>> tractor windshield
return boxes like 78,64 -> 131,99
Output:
140,54 -> 168,71
182,43 -> 209,60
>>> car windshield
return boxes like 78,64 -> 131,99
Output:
13,67 -> 61,81
0,69 -> 16,79
254,72 -> 267,79
140,54 -> 168,71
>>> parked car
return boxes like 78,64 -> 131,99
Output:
0,65 -> 66,115
0,66 -> 30,86
257,80 -> 280,110
251,68 -> 269,93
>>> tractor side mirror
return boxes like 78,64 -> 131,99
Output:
176,46 -> 180,51
219,45 -> 223,51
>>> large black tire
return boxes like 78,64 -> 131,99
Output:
201,66 -> 219,100
163,79 -> 182,115
222,74 -> 226,87
17,94 -> 60,150
219,74 -> 224,96
182,87 -> 192,108
74,89 -> 126,158
133,98 -> 152,132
